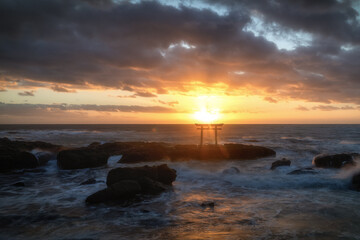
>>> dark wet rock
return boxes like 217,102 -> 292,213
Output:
0,138 -> 63,172
0,149 -> 38,172
137,177 -> 168,194
110,180 -> 142,198
120,143 -> 169,163
222,166 -> 240,174
107,164 -> 176,186
244,139 -> 260,142
86,164 -> 176,204
57,149 -> 109,170
271,158 -> 291,170
12,182 -> 25,187
35,151 -> 56,165
166,144 -> 276,162
313,154 -> 356,168
54,141 -> 275,165
288,168 -> 318,175
201,201 -> 215,208
80,178 -> 97,185
351,172 -> 360,191
0,137 -> 62,152
86,188 -> 114,204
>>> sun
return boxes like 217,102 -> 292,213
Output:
194,107 -> 220,123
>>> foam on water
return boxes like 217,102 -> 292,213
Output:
0,124 -> 359,239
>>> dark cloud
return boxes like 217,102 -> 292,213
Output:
295,105 -> 310,111
134,91 -> 157,98
264,96 -> 277,103
18,90 -> 35,96
295,104 -> 358,111
51,85 -> 76,93
118,91 -> 157,98
158,100 -> 179,107
0,0 -> 359,105
0,102 -> 176,115
312,105 -> 356,111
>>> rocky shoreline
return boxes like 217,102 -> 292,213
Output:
1,137 -> 359,197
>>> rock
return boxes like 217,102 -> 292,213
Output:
137,177 -> 168,194
110,180 -> 142,198
107,164 -> 176,186
351,172 -> 360,191
288,168 -> 317,175
0,138 -> 62,172
86,164 -> 177,204
313,154 -> 356,168
120,143 -> 168,163
222,166 -> 240,174
271,158 -> 291,170
0,137 -> 62,152
35,152 -> 56,165
80,178 -> 97,185
0,148 -> 39,172
86,188 -> 114,204
12,182 -> 25,187
57,149 -> 109,169
201,201 -> 215,208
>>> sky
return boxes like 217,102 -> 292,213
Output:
0,0 -> 360,124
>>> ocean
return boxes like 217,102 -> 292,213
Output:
0,124 -> 359,239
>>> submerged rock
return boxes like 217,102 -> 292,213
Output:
86,164 -> 176,204
201,201 -> 215,208
313,154 -> 356,168
57,149 -> 109,170
12,182 -> 25,187
222,166 -> 240,174
80,178 -> 97,185
351,172 -> 360,191
271,158 -> 291,170
288,168 -> 318,175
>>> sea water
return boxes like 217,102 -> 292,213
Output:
0,124 -> 359,239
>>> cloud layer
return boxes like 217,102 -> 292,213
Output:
0,0 -> 359,104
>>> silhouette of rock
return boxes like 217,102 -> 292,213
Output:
222,166 -> 240,174
86,164 -> 176,204
313,154 -> 356,168
351,172 -> 360,191
0,138 -> 62,172
0,137 -> 62,152
57,149 -> 109,170
0,149 -> 38,172
201,201 -> 215,208
80,178 -> 97,185
107,164 -> 176,186
35,152 -> 56,165
288,168 -> 317,175
271,158 -> 291,170
12,182 -> 25,187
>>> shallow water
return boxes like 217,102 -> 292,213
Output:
0,124 -> 360,239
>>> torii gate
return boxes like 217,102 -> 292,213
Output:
195,123 -> 224,146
